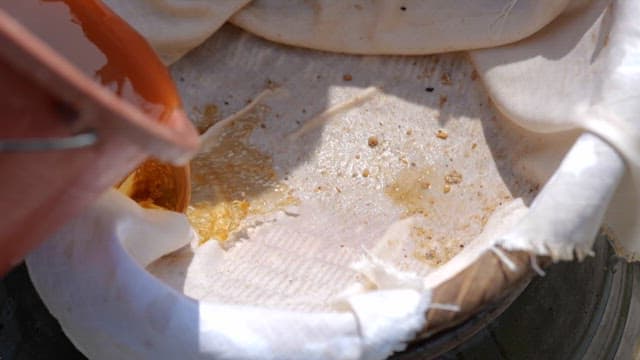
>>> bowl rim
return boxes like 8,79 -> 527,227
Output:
0,8 -> 200,164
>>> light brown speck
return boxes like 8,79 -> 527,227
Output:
439,95 -> 448,108
194,104 -> 218,134
444,170 -> 463,185
436,129 -> 448,140
440,72 -> 452,85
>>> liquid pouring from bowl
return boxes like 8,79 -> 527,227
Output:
0,0 -> 198,273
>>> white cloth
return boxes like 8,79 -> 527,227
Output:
102,0 -> 251,64
229,0 -> 573,55
471,0 -> 640,260
26,1 -> 640,359
28,191 -> 430,360
103,0 -> 577,64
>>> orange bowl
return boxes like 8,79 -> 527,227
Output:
0,6 -> 199,275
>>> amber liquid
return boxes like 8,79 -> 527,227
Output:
1,0 -> 188,211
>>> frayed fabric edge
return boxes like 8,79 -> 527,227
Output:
494,236 -> 596,263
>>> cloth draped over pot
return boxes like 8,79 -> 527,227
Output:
102,0 -> 640,261
26,1 -> 640,359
